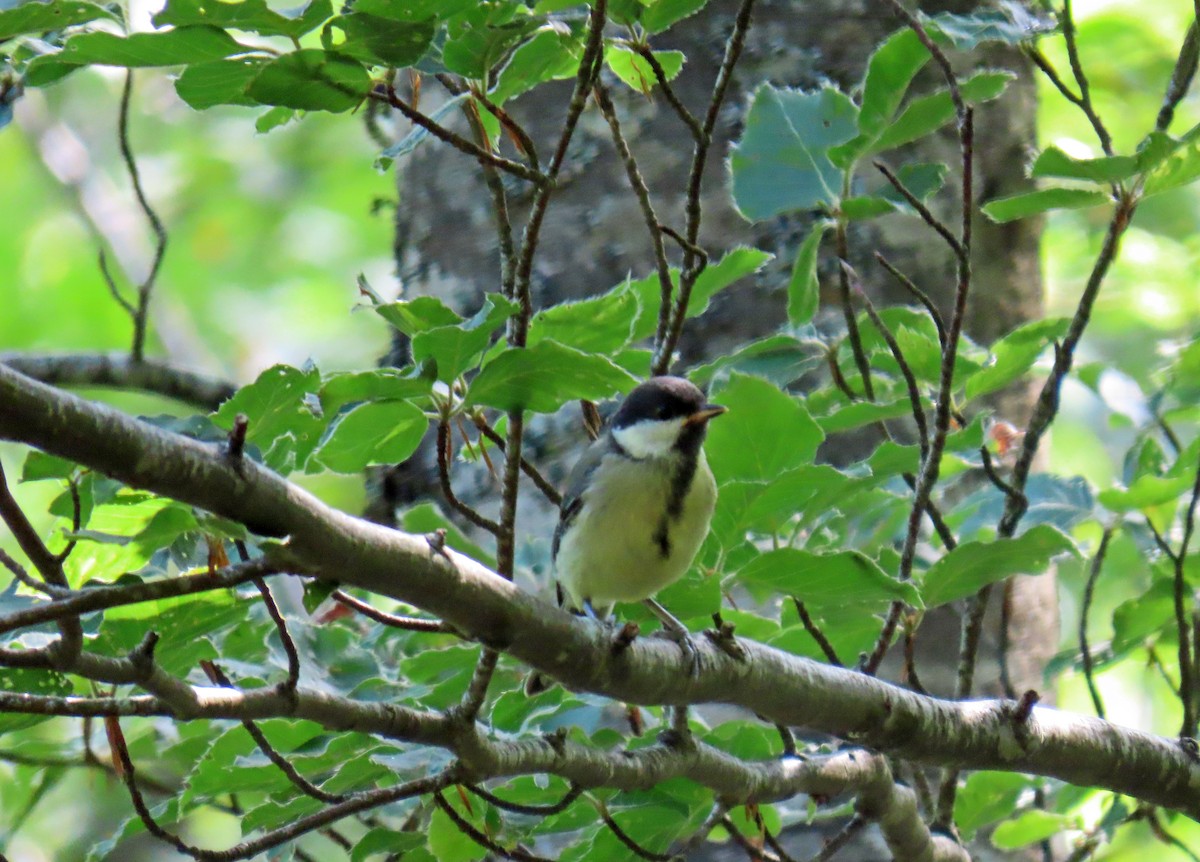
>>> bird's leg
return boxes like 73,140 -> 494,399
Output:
643,598 -> 700,677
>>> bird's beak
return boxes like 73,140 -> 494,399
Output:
684,404 -> 727,426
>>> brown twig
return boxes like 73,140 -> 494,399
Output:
466,782 -> 582,816
330,589 -> 453,634
434,790 -> 554,862
834,223 -> 875,402
1080,527 -> 1114,719
437,419 -> 503,535
630,43 -> 703,142
200,660 -> 347,805
793,599 -> 843,666
116,71 -> 168,362
653,0 -> 755,374
805,815 -> 866,862
594,82 -> 674,348
874,252 -> 947,349
472,416 -> 562,508
1060,0 -> 1114,155
1156,20 -> 1200,132
599,803 -> 678,861
874,161 -> 965,262
377,86 -> 548,187
852,273 -> 929,454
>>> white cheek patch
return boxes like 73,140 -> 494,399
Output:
612,419 -> 685,459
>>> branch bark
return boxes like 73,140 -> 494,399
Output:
1,363 -> 1199,820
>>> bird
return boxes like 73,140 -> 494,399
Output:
528,376 -> 726,693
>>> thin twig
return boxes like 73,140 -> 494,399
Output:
330,589 -> 453,634
874,162 -> 965,263
594,81 -> 674,348
722,815 -> 783,862
979,446 -> 1024,505
793,599 -> 843,666
466,783 -> 582,816
630,43 -> 703,141
437,419 -> 503,535
200,660 -> 347,805
852,274 -> 929,454
834,222 -> 875,402
463,98 -> 518,300
762,826 -> 799,862
874,252 -> 947,349
511,0 -> 608,348
599,803 -> 677,861
1176,457 -> 1200,736
1060,0 -> 1114,155
495,411 -> 525,578
1156,20 -> 1200,132
377,87 -> 548,187
805,815 -> 866,862
472,416 -> 562,508
455,648 -> 499,722
1080,527 -> 1114,719
116,71 -> 168,363
434,790 -> 554,862
653,0 -> 755,374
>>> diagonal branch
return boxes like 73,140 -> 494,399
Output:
3,364 -> 1200,819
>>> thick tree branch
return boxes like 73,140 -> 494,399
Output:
1,366 -> 1199,819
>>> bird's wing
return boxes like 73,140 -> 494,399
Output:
551,437 -> 612,561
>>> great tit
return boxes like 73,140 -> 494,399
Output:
529,376 -> 725,691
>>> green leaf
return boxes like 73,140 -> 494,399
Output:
174,58 -> 263,109
246,49 -> 370,113
312,400 -> 428,473
491,27 -> 580,104
1030,146 -> 1138,184
731,85 -> 859,220
858,28 -> 929,138
319,368 -> 434,414
1144,140 -> 1200,197
690,335 -> 820,388
981,188 -> 1109,223
371,294 -> 463,335
713,465 -> 866,547
922,8 -> 1051,49
641,0 -> 709,33
787,220 -> 830,325
0,0 -> 117,42
737,548 -> 922,608
412,294 -> 520,382
921,525 -> 1077,608
353,829 -> 426,862
705,373 -> 823,483
991,810 -> 1073,850
605,45 -> 684,94
0,667 -> 73,734
153,0 -> 331,38
322,13 -> 435,66
31,25 -> 243,73
688,247 -> 772,317
870,70 -> 1013,154
815,399 -> 914,434
465,340 -> 638,414
352,0 -> 475,22
954,772 -> 1035,840
624,247 -> 772,340
442,13 -> 539,80
255,106 -> 295,132
964,317 -> 1071,400
1098,473 -> 1196,512
21,451 -> 76,481
213,364 -> 325,473
528,286 -> 640,354
377,93 -> 470,168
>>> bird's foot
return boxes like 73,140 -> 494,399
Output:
650,624 -> 701,678
643,597 -> 701,677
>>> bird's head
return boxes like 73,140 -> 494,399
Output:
609,376 -> 726,460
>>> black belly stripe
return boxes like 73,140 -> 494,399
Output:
652,518 -> 671,559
